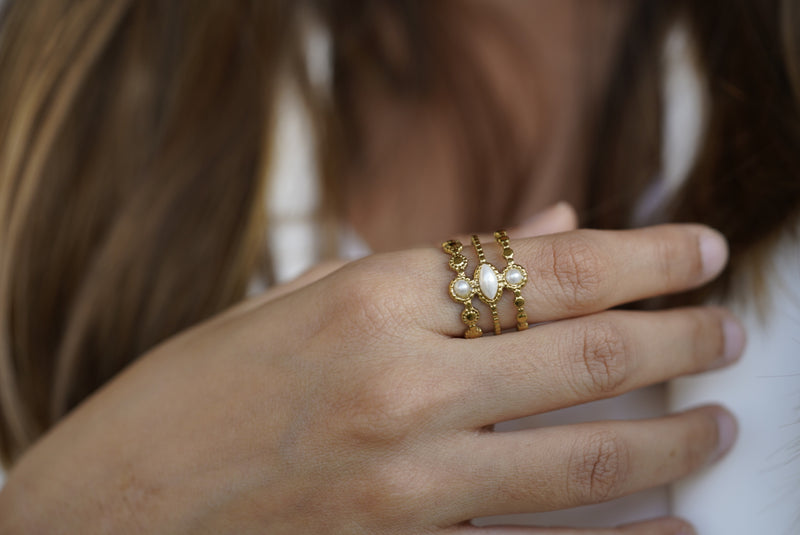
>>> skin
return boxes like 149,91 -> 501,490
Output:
345,0 -> 632,250
0,216 -> 743,534
0,4 -> 744,533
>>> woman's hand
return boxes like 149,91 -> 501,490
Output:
0,223 -> 742,535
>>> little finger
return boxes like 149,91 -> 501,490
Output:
446,406 -> 736,521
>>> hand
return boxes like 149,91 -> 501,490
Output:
0,221 -> 742,535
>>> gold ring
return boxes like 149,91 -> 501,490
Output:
443,231 -> 529,337
442,239 -> 483,338
471,235 -> 503,335
494,230 -> 529,331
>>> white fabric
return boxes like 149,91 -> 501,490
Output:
652,26 -> 800,535
258,80 -> 321,288
670,236 -> 800,534
251,19 -> 367,292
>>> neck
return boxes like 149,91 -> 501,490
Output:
340,0 -> 633,251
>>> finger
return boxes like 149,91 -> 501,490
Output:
445,307 -> 744,428
447,406 -> 736,521
460,517 -> 695,534
417,224 -> 728,336
508,202 -> 578,239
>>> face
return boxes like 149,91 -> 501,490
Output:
340,1 -> 632,252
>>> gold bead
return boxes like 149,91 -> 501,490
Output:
465,325 -> 483,339
462,309 -> 479,323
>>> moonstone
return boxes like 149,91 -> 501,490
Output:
453,279 -> 472,299
479,264 -> 499,300
506,268 -> 523,286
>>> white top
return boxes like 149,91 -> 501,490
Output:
660,27 -> 800,534
670,233 -> 800,534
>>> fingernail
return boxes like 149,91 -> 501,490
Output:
711,408 -> 738,462
698,228 -> 729,278
722,315 -> 746,363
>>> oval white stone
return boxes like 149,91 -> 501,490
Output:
506,268 -> 523,286
479,264 -> 499,300
453,279 -> 472,299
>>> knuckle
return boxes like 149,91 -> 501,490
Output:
567,429 -> 631,505
543,234 -> 605,309
326,257 -> 403,336
572,320 -> 630,396
343,458 -> 440,531
336,372 -> 431,446
368,459 -> 438,518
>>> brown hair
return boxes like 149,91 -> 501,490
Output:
0,0 -> 295,464
588,0 -> 800,307
0,0 -> 798,467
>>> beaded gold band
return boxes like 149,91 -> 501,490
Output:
443,231 -> 529,338
443,239 -> 483,339
494,230 -> 529,331
471,235 -> 503,336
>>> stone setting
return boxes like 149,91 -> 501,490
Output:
507,268 -> 522,285
504,265 -> 526,288
476,263 -> 501,303
443,238 -> 484,338
452,278 -> 472,300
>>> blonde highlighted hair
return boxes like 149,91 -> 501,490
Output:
1,0 -> 799,467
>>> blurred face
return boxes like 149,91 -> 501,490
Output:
342,1 -> 633,251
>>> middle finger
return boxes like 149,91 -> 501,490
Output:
438,307 -> 744,429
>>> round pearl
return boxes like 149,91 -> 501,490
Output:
453,279 -> 472,299
506,268 -> 523,286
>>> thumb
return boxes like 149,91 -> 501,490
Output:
508,202 -> 578,239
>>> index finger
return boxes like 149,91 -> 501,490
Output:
415,224 -> 727,336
